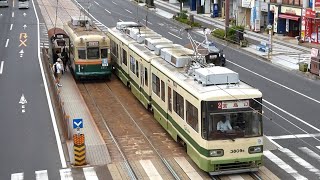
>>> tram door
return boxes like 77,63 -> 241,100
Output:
140,62 -> 144,89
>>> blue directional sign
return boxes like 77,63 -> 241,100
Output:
73,118 -> 83,129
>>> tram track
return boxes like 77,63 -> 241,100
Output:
78,79 -> 201,179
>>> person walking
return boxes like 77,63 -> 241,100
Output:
61,47 -> 69,72
54,58 -> 64,87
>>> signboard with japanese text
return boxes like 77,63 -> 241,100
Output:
242,0 -> 253,8
314,0 -> 320,12
87,41 -> 99,47
306,8 -> 316,18
274,6 -> 278,33
286,19 -> 289,32
281,6 -> 301,16
301,8 -> 306,41
218,100 -> 250,110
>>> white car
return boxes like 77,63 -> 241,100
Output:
0,0 -> 9,7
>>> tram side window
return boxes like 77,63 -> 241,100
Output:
101,48 -> 108,58
161,80 -> 165,102
186,101 -> 198,132
145,68 -> 148,87
173,90 -> 184,119
135,60 -> 139,77
78,48 -> 86,59
168,86 -> 172,112
130,56 -> 135,74
122,49 -> 127,65
152,73 -> 160,97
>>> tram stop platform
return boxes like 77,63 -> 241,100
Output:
59,70 -> 111,166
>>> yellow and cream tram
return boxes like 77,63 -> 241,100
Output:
64,16 -> 112,80
107,22 -> 263,175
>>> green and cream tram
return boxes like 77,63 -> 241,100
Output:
64,16 -> 112,80
107,22 -> 263,175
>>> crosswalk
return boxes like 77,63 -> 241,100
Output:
10,166 -> 103,180
264,146 -> 320,179
39,22 -> 49,49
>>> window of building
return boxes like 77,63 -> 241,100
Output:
173,90 -> 184,119
122,49 -> 127,65
130,56 -> 135,74
152,73 -> 160,97
145,67 -> 148,87
161,80 -> 165,102
186,101 -> 198,132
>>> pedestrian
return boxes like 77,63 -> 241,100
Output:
53,58 -> 64,87
53,50 -> 59,64
61,47 -> 69,72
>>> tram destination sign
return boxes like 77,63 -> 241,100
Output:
218,100 -> 250,109
87,41 -> 99,46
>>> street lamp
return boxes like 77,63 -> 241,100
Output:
267,24 -> 273,60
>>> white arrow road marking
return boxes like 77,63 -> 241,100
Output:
23,24 -> 27,29
19,49 -> 24,57
19,94 -> 27,104
0,61 -> 4,74
5,39 -> 9,47
74,121 -> 82,127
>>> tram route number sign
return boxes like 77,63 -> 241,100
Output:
73,118 -> 83,129
218,100 -> 250,110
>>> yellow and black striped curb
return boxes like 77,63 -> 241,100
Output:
74,144 -> 86,166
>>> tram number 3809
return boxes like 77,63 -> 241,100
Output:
230,149 -> 245,153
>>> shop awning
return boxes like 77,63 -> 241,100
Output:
278,14 -> 300,21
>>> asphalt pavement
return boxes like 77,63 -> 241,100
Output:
0,0 -> 65,179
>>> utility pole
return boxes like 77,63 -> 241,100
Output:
267,24 -> 273,60
225,0 -> 230,38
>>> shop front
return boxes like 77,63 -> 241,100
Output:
237,0 -> 252,29
301,8 -> 320,43
278,6 -> 301,37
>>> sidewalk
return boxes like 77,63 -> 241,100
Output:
37,0 -> 112,166
153,0 -> 316,72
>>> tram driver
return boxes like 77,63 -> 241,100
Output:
217,114 -> 233,132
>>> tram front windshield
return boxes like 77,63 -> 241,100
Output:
87,47 -> 100,59
206,111 -> 262,140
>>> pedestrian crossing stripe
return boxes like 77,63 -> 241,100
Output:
299,147 -> 320,163
35,170 -> 48,180
83,167 -> 98,180
264,150 -> 307,180
59,169 -> 73,180
11,173 -> 23,180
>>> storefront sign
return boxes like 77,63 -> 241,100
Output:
261,2 -> 268,12
281,6 -> 302,16
274,6 -> 278,33
286,19 -> 289,32
242,0 -> 253,8
311,48 -> 319,57
301,9 -> 306,41
306,8 -> 316,18
305,18 -> 312,42
314,0 -> 320,12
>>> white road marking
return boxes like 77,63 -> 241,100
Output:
317,146 -> 320,149
11,173 -> 23,180
31,0 -> 67,168
264,135 -> 283,149
5,39 -> 9,47
279,148 -> 320,177
119,19 -> 123,22
35,170 -> 48,180
83,167 -> 98,180
0,61 -> 4,75
104,9 -> 111,14
112,1 -> 117,5
12,12 -> 14,17
168,32 -> 182,40
299,147 -> 320,163
267,133 -> 320,140
174,157 -> 203,180
60,169 -> 73,180
10,24 -> 13,30
227,60 -> 320,105
94,1 -> 99,6
142,19 -> 153,25
264,150 -> 307,180
140,160 -> 163,180
13,0 -> 14,7
125,9 -> 132,14
264,99 -> 320,133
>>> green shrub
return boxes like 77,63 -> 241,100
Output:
212,29 -> 225,39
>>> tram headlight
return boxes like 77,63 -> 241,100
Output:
248,146 -> 263,154
209,149 -> 224,157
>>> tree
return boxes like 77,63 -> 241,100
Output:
177,0 -> 188,13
